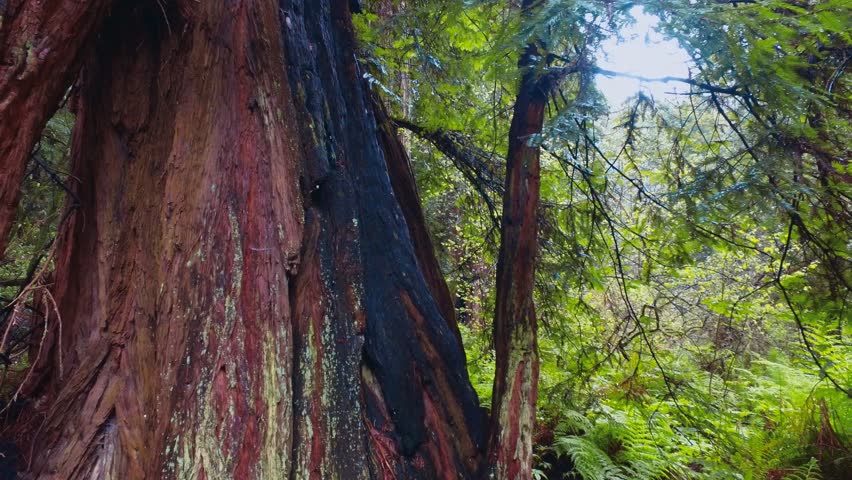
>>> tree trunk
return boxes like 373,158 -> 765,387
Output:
9,1 -> 484,478
0,0 -> 111,258
373,100 -> 462,346
487,35 -> 544,480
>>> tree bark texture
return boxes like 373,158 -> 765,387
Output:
0,0 -> 112,258
9,0 -> 484,478
373,101 -> 462,347
487,40 -> 544,480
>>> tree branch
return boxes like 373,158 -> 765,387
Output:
593,67 -> 746,96
391,118 -> 504,226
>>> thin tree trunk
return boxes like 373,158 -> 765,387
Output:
0,0 -> 111,258
10,1 -> 484,478
488,19 -> 545,480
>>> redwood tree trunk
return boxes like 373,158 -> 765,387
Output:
9,1 -> 484,478
487,33 -> 544,480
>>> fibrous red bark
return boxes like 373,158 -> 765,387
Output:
7,0 -> 484,478
0,0 -> 112,258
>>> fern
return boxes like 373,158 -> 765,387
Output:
554,436 -> 629,480
558,409 -> 593,434
779,458 -> 822,480
552,408 -> 695,480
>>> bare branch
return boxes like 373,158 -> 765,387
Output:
593,67 -> 746,96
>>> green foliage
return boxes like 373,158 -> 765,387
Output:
364,0 -> 851,478
0,107 -> 72,400
0,108 -> 72,291
780,459 -> 823,480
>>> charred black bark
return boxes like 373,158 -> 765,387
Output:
281,2 -> 484,476
374,101 -> 463,346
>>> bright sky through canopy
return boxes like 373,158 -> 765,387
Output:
596,8 -> 693,108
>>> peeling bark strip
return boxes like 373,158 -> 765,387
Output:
9,0 -> 485,478
488,1 -> 544,478
0,0 -> 112,258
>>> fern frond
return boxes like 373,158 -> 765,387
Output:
779,458 -> 822,480
555,436 -> 629,480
